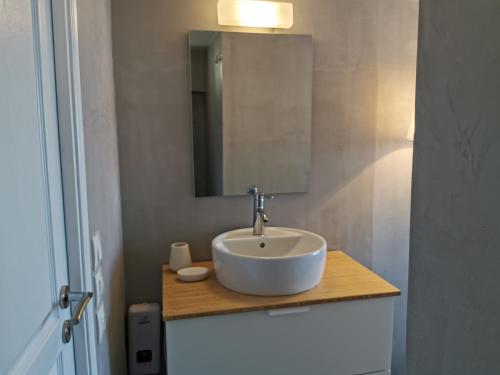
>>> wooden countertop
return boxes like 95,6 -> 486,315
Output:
162,250 -> 400,321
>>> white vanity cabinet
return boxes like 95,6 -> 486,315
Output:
165,297 -> 395,375
163,251 -> 399,375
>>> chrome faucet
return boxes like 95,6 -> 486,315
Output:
248,186 -> 274,236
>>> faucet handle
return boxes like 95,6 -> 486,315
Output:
257,192 -> 275,205
247,185 -> 258,195
247,186 -> 274,200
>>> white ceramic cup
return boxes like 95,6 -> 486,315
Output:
169,242 -> 192,272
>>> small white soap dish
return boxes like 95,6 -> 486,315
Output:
177,267 -> 209,282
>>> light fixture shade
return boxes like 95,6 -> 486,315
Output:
217,0 -> 294,29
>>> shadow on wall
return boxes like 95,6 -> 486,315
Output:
372,144 -> 413,375
103,252 -> 128,375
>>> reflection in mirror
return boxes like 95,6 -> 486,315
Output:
189,31 -> 312,197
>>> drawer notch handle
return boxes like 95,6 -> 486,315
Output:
268,306 -> 310,316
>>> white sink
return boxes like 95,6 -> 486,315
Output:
211,227 -> 327,296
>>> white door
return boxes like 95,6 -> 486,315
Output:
1,0 -> 86,374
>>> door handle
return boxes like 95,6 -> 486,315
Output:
59,285 -> 93,343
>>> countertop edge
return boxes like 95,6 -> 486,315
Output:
163,290 -> 400,321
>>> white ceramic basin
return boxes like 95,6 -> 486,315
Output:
212,227 -> 327,296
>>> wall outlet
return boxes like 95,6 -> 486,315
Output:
94,267 -> 105,305
91,232 -> 103,271
96,302 -> 106,343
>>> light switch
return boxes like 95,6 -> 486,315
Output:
91,232 -> 103,271
94,267 -> 104,305
96,302 -> 106,343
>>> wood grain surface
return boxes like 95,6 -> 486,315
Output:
163,250 -> 400,321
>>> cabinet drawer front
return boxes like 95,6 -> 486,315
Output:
166,297 -> 394,375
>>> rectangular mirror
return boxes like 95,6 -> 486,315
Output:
189,31 -> 313,197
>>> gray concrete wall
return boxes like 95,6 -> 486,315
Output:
407,1 -> 500,374
112,1 -> 418,374
76,1 -> 127,374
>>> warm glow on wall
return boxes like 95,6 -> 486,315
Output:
217,0 -> 294,29
407,115 -> 415,141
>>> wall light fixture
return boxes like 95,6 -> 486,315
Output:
217,0 -> 294,29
